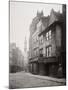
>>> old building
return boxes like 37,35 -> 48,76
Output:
29,11 -> 44,74
9,43 -> 24,72
29,5 -> 66,78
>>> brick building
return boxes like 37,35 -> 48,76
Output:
29,5 -> 66,78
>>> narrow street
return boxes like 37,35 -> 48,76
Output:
9,71 -> 65,89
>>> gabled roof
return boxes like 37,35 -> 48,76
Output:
39,9 -> 63,36
40,16 -> 49,30
30,9 -> 63,36
30,16 -> 40,34
48,9 -> 63,26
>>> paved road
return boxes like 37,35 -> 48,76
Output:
9,71 -> 65,89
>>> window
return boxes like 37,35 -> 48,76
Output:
41,36 -> 43,43
36,49 -> 39,56
46,30 -> 51,40
33,50 -> 35,56
49,46 -> 52,56
34,49 -> 39,57
46,32 -> 48,40
39,48 -> 43,56
46,47 -> 48,57
49,30 -> 51,39
39,35 -> 43,44
46,46 -> 52,57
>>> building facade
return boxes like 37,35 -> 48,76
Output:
29,5 -> 66,78
9,43 -> 24,72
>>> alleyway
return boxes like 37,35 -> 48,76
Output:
9,71 -> 65,89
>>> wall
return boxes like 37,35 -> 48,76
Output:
43,26 -> 56,57
55,24 -> 62,56
49,63 -> 58,77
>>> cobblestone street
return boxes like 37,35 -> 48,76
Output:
9,71 -> 65,89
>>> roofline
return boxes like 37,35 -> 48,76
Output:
39,20 -> 63,36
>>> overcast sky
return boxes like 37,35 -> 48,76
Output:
10,1 -> 62,53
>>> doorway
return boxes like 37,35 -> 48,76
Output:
45,64 -> 49,76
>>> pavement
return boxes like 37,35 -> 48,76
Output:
26,72 -> 66,83
9,71 -> 66,89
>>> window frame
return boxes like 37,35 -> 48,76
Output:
46,30 -> 51,40
39,35 -> 43,44
39,48 -> 43,55
46,45 -> 52,57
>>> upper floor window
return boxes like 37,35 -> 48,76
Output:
49,30 -> 51,39
46,32 -> 48,40
39,35 -> 43,44
34,50 -> 36,57
46,46 -> 52,57
39,48 -> 43,57
46,30 -> 51,40
34,48 -> 39,57
36,48 -> 39,56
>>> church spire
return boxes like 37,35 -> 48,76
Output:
24,37 -> 27,52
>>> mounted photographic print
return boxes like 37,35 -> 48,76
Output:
9,1 -> 66,89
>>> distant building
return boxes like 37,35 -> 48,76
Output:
29,5 -> 66,78
9,43 -> 24,72
9,43 -> 16,67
